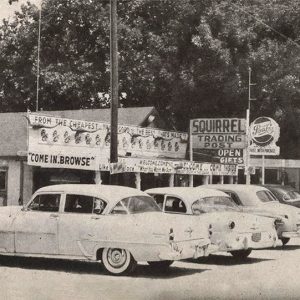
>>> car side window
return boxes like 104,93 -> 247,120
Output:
151,194 -> 165,210
64,194 -> 107,214
28,194 -> 61,212
165,196 -> 186,213
225,191 -> 241,206
110,201 -> 128,215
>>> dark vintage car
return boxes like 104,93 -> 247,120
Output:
263,185 -> 300,209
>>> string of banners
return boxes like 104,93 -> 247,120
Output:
108,158 -> 238,176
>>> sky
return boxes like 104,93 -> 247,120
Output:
0,0 -> 41,20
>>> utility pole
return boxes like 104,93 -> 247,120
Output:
110,0 -> 119,184
36,5 -> 42,111
245,67 -> 256,184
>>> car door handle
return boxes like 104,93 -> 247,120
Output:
50,213 -> 59,219
91,216 -> 101,220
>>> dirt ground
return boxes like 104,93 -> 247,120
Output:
1,239 -> 300,300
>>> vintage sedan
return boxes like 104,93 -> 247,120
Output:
263,185 -> 300,208
146,187 -> 278,259
202,184 -> 300,246
0,184 -> 214,275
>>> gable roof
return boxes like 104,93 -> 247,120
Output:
0,106 -> 163,157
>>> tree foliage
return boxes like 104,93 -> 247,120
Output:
1,0 -> 300,157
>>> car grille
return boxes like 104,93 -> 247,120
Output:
251,232 -> 261,242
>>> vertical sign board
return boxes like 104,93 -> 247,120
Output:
249,117 -> 280,156
190,119 -> 247,157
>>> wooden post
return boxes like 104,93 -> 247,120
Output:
110,0 -> 119,185
169,174 -> 174,187
94,171 -> 102,184
220,175 -> 224,184
261,155 -> 265,184
135,172 -> 141,190
203,175 -> 209,185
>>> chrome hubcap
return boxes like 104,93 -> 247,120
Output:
107,249 -> 127,268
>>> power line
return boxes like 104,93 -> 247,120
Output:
231,2 -> 300,50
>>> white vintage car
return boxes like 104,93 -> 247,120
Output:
146,187 -> 278,259
202,184 -> 300,246
0,184 -> 214,275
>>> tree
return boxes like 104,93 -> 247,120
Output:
1,0 -> 300,158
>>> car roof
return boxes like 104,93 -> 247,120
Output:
145,187 -> 229,203
200,184 -> 270,193
35,184 -> 148,205
263,185 -> 296,192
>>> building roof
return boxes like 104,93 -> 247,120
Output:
0,106 -> 163,157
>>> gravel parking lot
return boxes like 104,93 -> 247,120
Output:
1,239 -> 300,300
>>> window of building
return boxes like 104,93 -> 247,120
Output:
0,170 -> 7,191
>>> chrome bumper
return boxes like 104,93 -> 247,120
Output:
158,238 -> 218,261
281,230 -> 300,238
214,231 -> 278,252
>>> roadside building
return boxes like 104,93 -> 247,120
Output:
0,106 -> 239,206
0,107 -> 165,205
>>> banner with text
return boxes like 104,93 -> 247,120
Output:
27,113 -> 188,170
104,158 -> 238,176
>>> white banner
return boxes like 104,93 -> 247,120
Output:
27,151 -> 100,171
27,113 -> 188,170
106,158 -> 238,176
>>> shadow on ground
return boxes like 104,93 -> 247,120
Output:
264,244 -> 300,251
189,254 -> 274,266
133,263 -> 210,279
0,256 -> 209,278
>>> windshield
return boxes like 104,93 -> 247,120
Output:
284,191 -> 300,201
256,190 -> 278,203
191,196 -> 239,214
110,196 -> 161,214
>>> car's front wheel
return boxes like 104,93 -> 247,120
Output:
101,248 -> 137,275
280,237 -> 290,246
229,249 -> 252,259
147,260 -> 174,269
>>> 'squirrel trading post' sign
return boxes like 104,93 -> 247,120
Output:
190,118 -> 247,150
27,112 -> 188,170
249,117 -> 280,156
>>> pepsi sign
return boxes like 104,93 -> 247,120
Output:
249,117 -> 280,156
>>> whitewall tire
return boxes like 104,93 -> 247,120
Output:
101,248 -> 137,275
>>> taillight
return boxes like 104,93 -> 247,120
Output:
169,228 -> 174,241
229,221 -> 235,230
209,224 -> 212,235
274,219 -> 284,229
